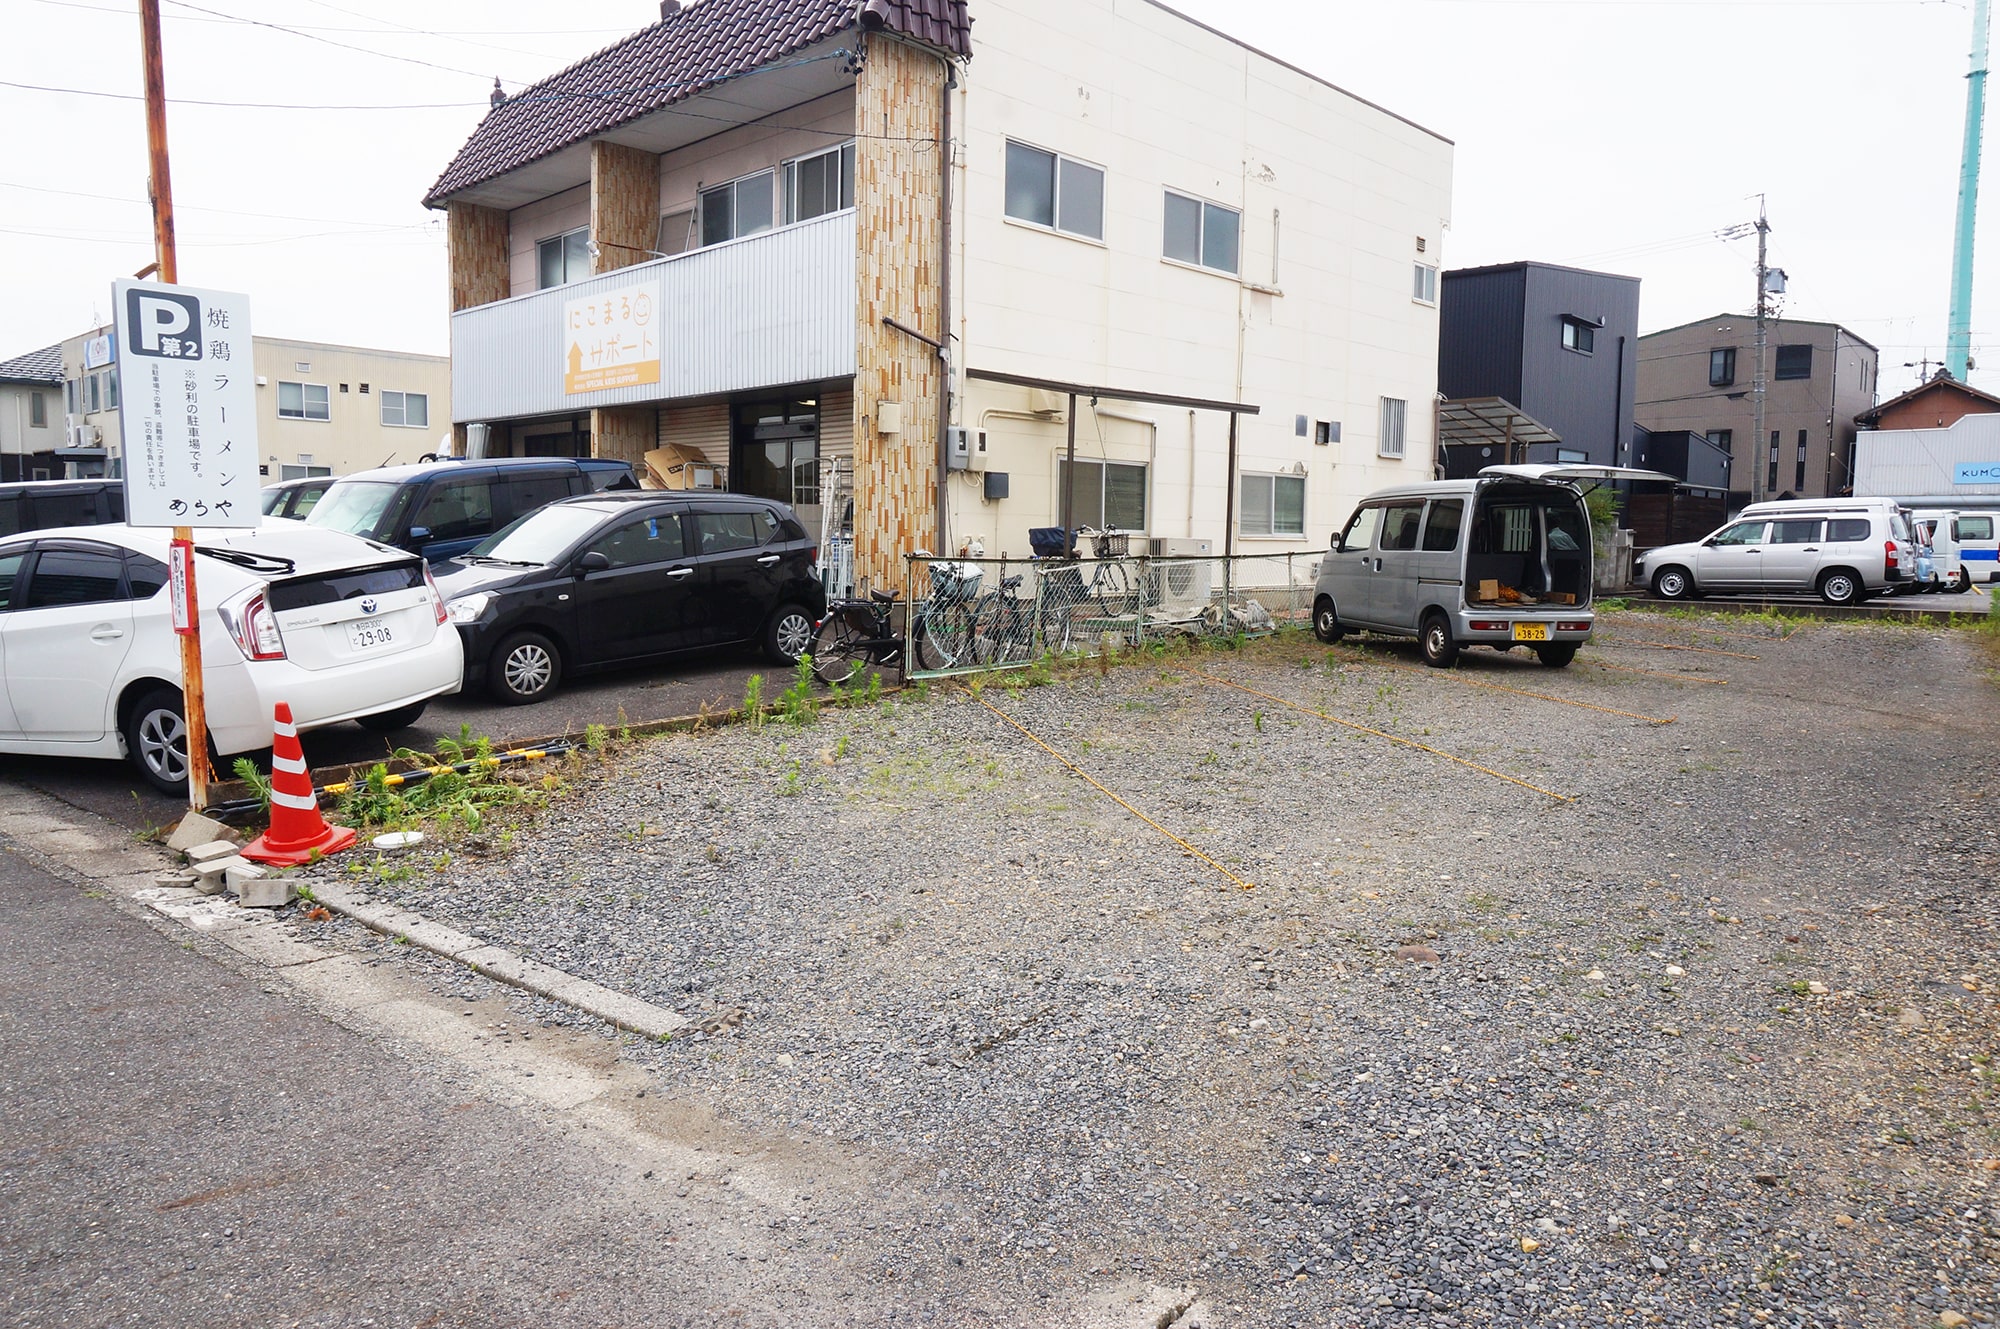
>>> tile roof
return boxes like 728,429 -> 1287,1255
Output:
424,0 -> 970,209
0,343 -> 63,384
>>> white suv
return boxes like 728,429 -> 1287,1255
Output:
1635,497 -> 1913,605
0,521 -> 463,793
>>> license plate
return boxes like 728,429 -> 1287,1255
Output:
1513,622 -> 1550,642
345,617 -> 396,651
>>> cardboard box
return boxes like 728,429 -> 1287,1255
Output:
1477,578 -> 1500,602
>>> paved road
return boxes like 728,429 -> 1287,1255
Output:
0,652 -> 774,832
0,846 -> 889,1329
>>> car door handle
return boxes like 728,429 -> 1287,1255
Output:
667,567 -> 694,579
756,554 -> 780,565
90,625 -> 125,642
1802,547 -> 1818,552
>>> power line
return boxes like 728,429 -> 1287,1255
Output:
0,179 -> 427,228
28,0 -> 629,36
159,0 -> 518,83
0,77 -> 479,110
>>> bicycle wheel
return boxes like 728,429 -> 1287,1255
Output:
1095,564 -> 1141,619
916,600 -> 974,670
810,608 -> 875,688
1041,604 -> 1075,655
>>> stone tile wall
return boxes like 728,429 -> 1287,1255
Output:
447,203 -> 510,313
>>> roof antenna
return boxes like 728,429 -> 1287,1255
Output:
489,77 -> 506,110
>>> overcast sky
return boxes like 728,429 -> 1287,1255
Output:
1,0 -> 1988,399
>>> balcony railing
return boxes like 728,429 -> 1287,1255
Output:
451,210 -> 857,422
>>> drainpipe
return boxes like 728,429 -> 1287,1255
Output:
935,62 -> 956,556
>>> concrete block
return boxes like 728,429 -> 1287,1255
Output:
184,841 -> 239,868
153,870 -> 198,891
193,852 -> 250,896
166,812 -> 238,852
236,872 -> 295,910
224,859 -> 268,891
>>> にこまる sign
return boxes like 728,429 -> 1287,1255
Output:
112,278 -> 260,529
563,281 -> 661,395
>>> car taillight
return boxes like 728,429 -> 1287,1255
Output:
807,545 -> 819,566
1468,619 -> 1509,631
424,564 -> 448,625
1555,620 -> 1592,633
221,590 -> 286,661
1885,539 -> 1899,564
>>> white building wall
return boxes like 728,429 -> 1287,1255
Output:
947,0 -> 1454,556
1854,413 -> 2000,500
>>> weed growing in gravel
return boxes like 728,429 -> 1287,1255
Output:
776,655 -> 817,726
1252,709 -> 1265,732
778,761 -> 804,797
585,722 -> 609,753
338,727 -> 552,835
231,756 -> 273,815
742,674 -> 766,728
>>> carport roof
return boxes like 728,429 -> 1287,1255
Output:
1438,397 -> 1562,449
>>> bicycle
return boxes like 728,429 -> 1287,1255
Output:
810,561 -> 979,685
1037,526 -> 1147,625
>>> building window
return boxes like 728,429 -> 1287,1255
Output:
278,381 -> 330,421
537,227 -> 590,289
1378,397 -> 1408,459
1560,317 -> 1596,354
84,374 -> 101,413
1003,141 -> 1104,241
29,391 -> 46,428
1709,348 -> 1736,387
733,399 -> 820,509
380,391 -> 429,429
1412,263 -> 1438,304
700,170 -> 776,247
783,142 -> 855,224
1796,428 -> 1808,491
1556,448 -> 1588,463
280,463 -> 333,481
1775,344 -> 1813,380
1240,473 -> 1306,537
1767,430 -> 1780,492
1163,190 -> 1240,274
1314,420 -> 1338,446
1706,429 -> 1733,454
1057,458 -> 1148,530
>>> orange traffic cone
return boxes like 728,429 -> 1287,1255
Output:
241,702 -> 356,866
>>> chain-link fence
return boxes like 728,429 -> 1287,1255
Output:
899,547 -> 1320,678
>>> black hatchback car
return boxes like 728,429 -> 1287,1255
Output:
431,491 -> 824,703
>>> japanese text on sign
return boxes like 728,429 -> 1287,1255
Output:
564,281 -> 661,395
113,279 -> 259,528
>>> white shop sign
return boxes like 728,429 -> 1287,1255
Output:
112,278 -> 260,528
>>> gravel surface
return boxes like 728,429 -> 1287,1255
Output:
325,610 -> 2000,1327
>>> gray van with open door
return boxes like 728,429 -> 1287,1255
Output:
1312,464 -> 1669,668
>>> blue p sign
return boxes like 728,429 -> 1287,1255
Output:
125,288 -> 203,361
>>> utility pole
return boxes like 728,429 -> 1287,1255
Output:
139,0 -> 210,808
1948,0 -> 1991,381
1752,200 -> 1770,506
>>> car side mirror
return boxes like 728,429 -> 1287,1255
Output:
576,550 -> 611,575
407,525 -> 431,542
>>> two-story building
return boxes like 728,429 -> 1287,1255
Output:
1635,314 -> 1877,503
426,0 -> 1454,588
0,344 -> 64,481
28,328 -> 451,485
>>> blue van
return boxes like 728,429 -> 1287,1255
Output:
305,457 -> 636,562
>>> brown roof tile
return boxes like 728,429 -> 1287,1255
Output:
425,0 -> 968,209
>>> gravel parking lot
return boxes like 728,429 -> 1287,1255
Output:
339,611 -> 2000,1327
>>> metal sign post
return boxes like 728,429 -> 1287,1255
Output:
125,0 -> 260,808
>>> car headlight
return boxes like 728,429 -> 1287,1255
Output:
445,592 -> 492,624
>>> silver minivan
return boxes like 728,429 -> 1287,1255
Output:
1313,464 -> 1663,668
1634,497 -> 1913,605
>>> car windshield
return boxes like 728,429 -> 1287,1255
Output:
468,504 -> 607,566
306,481 -> 412,541
259,488 -> 286,515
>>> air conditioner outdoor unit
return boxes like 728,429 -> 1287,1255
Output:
1146,537 -> 1214,616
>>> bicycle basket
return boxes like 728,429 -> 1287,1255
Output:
1091,531 -> 1130,559
928,560 -> 983,600
1028,526 -> 1071,558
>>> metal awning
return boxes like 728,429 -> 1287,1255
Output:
1438,397 -> 1561,449
966,367 -> 1259,415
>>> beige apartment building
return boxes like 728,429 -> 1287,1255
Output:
429,0 -> 1454,588
1634,314 -> 1878,501
36,328 -> 450,485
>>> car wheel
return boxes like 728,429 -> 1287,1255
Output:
764,602 -> 817,664
810,610 -> 874,688
1651,565 -> 1695,600
123,686 -> 193,796
356,701 -> 428,732
489,631 -> 561,704
1955,569 -> 1975,593
1312,596 -> 1345,643
1535,644 -> 1578,668
1817,569 -> 1862,606
1419,612 -> 1458,669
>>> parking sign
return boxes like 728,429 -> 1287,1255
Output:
113,278 -> 260,528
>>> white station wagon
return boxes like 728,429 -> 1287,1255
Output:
0,521 -> 463,793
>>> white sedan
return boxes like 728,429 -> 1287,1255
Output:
0,520 -> 463,794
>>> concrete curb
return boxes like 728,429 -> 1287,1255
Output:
1618,592 -> 1995,625
306,881 -> 686,1040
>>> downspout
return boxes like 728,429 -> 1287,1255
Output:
935,61 -> 956,555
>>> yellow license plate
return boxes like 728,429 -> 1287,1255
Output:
1513,622 -> 1550,642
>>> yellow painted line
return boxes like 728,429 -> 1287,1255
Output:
1597,637 -> 1760,660
972,694 -> 1257,891
1182,665 -> 1572,803
1586,659 -> 1728,685
1328,646 -> 1675,726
